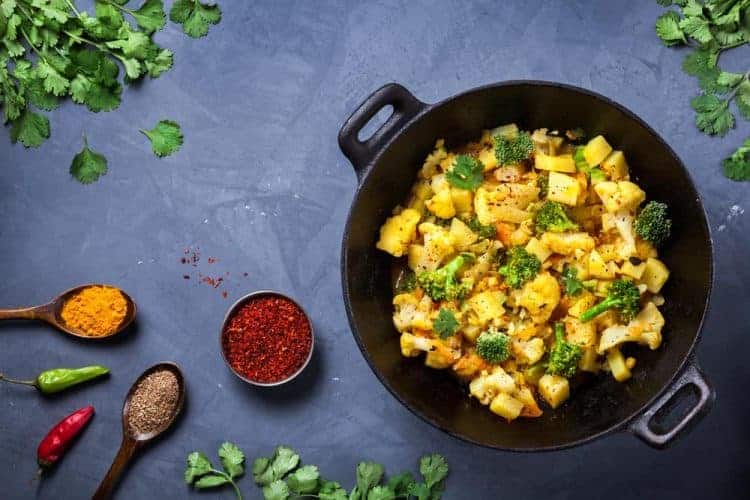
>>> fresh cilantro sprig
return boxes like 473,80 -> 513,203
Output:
252,446 -> 449,500
433,308 -> 459,339
140,119 -> 183,157
561,266 -> 584,296
654,0 -> 750,180
723,138 -> 750,180
0,0 -> 220,182
70,134 -> 108,184
446,154 -> 484,190
185,442 -> 245,500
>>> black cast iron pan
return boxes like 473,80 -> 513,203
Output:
338,81 -> 714,451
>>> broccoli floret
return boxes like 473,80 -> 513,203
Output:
417,253 -> 475,301
464,215 -> 496,239
580,278 -> 641,323
494,132 -> 534,165
537,174 -> 549,198
546,323 -> 582,378
498,247 -> 540,289
475,328 -> 511,363
395,269 -> 417,293
534,201 -> 578,233
635,201 -> 672,247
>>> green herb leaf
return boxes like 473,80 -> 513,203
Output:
139,119 -> 183,157
407,482 -> 432,500
356,462 -> 384,496
185,451 -> 213,484
737,81 -> 750,119
367,485 -> 396,500
253,446 -> 300,486
723,138 -> 750,181
433,309 -> 459,339
386,472 -> 415,496
691,94 -> 734,136
655,11 -> 686,46
218,442 -> 245,479
446,154 -> 484,190
195,473 -> 230,489
286,465 -> 319,494
263,479 -> 290,500
130,0 -> 166,33
170,0 -> 222,38
319,481 -> 348,500
561,266 -> 584,296
679,15 -> 714,44
10,109 -> 49,147
419,454 -> 448,489
70,135 -> 108,184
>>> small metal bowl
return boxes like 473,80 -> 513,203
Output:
219,290 -> 314,387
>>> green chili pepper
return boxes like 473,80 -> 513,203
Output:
0,365 -> 109,394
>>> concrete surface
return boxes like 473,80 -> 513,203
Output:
1,1 -> 748,499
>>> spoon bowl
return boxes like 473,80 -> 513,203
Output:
93,362 -> 185,499
0,283 -> 136,340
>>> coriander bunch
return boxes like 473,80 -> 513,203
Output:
655,0 -> 750,180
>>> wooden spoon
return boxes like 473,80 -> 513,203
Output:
0,283 -> 136,340
93,362 -> 186,500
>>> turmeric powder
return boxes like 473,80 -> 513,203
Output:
60,286 -> 128,337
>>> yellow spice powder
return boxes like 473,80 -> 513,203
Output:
60,285 -> 128,337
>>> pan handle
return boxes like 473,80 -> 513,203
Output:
338,83 -> 427,180
629,362 -> 714,448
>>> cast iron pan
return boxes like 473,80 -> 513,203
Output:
338,82 -> 715,451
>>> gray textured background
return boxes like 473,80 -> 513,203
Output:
1,1 -> 749,499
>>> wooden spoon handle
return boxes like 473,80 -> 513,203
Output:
92,438 -> 138,500
0,304 -> 51,321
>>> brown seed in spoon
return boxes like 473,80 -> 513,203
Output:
127,369 -> 179,436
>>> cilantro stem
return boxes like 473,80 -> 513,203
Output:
207,468 -> 242,500
63,0 -> 82,19
62,30 -> 132,67
18,27 -> 45,61
726,70 -> 750,102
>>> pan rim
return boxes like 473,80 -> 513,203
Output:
340,79 -> 715,452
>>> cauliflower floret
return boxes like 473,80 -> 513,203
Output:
449,218 -> 478,250
376,208 -> 421,257
518,272 -> 561,323
540,232 -> 595,256
418,223 -> 455,271
612,210 -> 637,259
392,293 -> 433,332
419,140 -> 448,179
474,184 -> 539,225
400,332 -> 434,357
466,291 -> 506,327
469,367 -> 517,405
425,189 -> 456,219
594,181 -> 646,213
597,302 -> 665,354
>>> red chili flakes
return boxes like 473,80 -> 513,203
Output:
222,296 -> 312,383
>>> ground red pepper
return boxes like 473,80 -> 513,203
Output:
222,296 -> 312,383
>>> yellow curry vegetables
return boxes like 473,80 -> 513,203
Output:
60,285 -> 128,337
376,126 -> 673,422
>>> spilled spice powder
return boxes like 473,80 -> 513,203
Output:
222,295 -> 312,383
127,369 -> 179,435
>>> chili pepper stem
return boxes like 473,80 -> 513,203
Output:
0,372 -> 37,387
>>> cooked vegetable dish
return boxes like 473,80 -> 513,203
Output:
376,124 -> 672,421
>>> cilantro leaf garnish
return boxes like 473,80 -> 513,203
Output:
170,0 -> 222,38
433,308 -> 459,339
655,11 -> 686,46
70,135 -> 108,184
218,442 -> 245,479
723,138 -> 750,181
561,266 -> 584,296
691,94 -> 734,136
140,119 -> 183,157
446,154 -> 484,190
185,442 -> 245,499
10,109 -> 49,148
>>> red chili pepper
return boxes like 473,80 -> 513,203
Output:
37,405 -> 95,470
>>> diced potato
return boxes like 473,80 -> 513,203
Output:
535,152 -> 577,173
540,232 -> 595,255
376,208 -> 421,257
565,317 -> 597,348
518,272 -> 561,323
583,135 -> 613,167
449,218 -> 478,250
525,237 -> 552,263
490,393 -> 525,421
579,347 -> 600,373
538,374 -> 570,409
470,367 -> 516,405
478,149 -> 498,170
466,291 -> 506,326
425,189 -> 456,219
451,187 -> 473,214
490,123 -> 518,138
588,249 -> 616,279
547,171 -> 581,206
418,225 -> 455,270
474,184 -> 538,224
606,347 -> 631,382
640,257 -> 669,293
601,150 -> 629,180
620,259 -> 646,279
594,181 -> 646,213
512,337 -> 545,364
